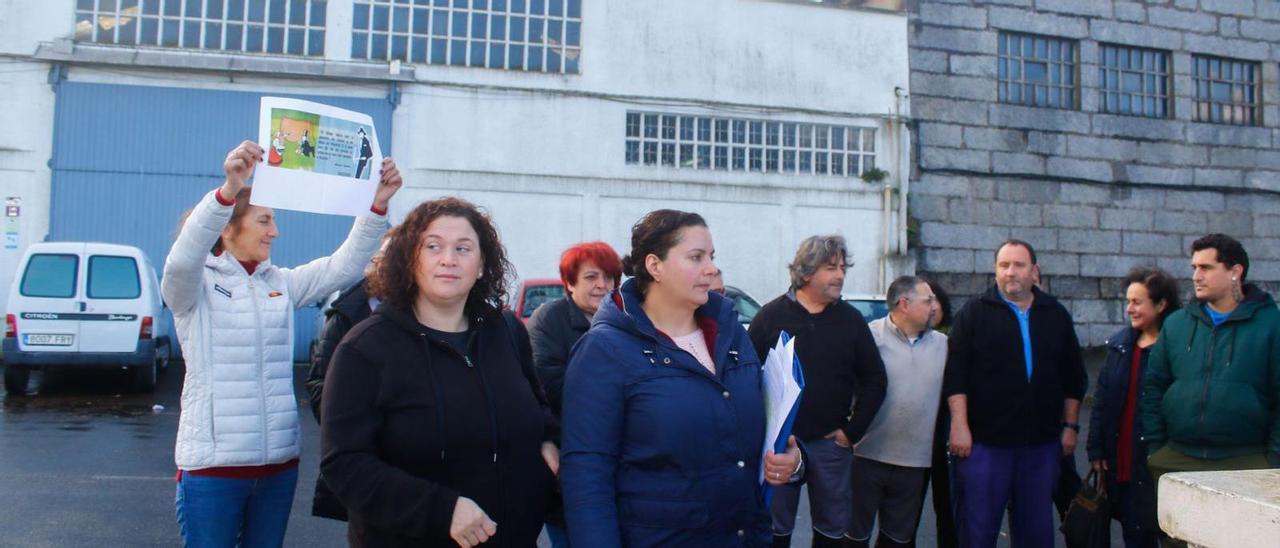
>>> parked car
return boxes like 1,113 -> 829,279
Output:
513,278 -> 566,324
843,293 -> 889,323
4,242 -> 170,394
723,285 -> 762,329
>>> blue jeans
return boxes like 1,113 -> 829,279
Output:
771,438 -> 853,538
175,467 -> 298,548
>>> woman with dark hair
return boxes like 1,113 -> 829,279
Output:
1086,266 -> 1181,548
321,197 -> 557,547
561,209 -> 802,547
528,241 -> 623,548
921,275 -> 953,333
163,141 -> 400,547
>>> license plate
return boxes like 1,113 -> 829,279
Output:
23,334 -> 74,346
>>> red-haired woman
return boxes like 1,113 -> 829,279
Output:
527,241 -> 622,546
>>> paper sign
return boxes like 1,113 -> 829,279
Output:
760,331 -> 805,505
250,97 -> 382,217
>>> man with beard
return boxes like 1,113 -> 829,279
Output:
748,235 -> 887,548
1141,234 -> 1280,545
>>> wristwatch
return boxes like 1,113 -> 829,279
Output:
1061,422 -> 1080,432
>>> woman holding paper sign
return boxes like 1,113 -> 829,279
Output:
561,209 -> 803,547
163,140 -> 401,547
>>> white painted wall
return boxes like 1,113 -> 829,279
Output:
392,0 -> 910,300
0,67 -> 57,318
0,0 -> 910,316
0,0 -> 73,317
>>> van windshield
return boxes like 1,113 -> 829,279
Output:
20,254 -> 79,298
88,255 -> 141,299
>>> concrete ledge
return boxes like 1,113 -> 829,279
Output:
1158,469 -> 1280,548
31,40 -> 415,83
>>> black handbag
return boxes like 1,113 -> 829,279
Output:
1060,469 -> 1111,548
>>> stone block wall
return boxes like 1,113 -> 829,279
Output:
910,0 -> 1280,345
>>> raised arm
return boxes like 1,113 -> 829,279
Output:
285,158 -> 401,308
162,141 -> 261,315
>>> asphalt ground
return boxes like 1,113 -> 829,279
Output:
0,354 -> 1124,547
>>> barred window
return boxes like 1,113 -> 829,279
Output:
74,0 -> 327,55
1098,44 -> 1170,119
998,31 -> 1077,109
1193,55 -> 1260,126
624,112 -> 877,178
351,0 -> 582,74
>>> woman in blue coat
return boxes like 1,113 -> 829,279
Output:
1086,266 -> 1180,548
560,209 -> 802,548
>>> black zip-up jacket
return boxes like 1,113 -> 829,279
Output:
307,280 -> 373,422
748,293 -> 887,443
306,280 -> 374,521
527,296 -> 592,432
321,303 -> 556,547
944,285 -> 1087,446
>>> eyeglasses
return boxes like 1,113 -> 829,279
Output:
902,295 -> 937,305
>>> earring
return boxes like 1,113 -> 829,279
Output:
1232,276 -> 1237,281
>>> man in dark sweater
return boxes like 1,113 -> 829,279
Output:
748,234 -> 887,548
945,239 -> 1086,548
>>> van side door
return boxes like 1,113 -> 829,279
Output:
79,253 -> 145,353
15,246 -> 83,353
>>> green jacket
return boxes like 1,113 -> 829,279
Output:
1141,285 -> 1280,462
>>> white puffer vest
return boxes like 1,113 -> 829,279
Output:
162,190 -> 387,470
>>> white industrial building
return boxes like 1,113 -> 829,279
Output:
0,0 -> 911,356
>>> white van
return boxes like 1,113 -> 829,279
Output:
3,242 -> 170,394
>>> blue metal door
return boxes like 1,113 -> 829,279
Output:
50,82 -> 394,361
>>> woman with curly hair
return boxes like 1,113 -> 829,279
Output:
321,197 -> 558,547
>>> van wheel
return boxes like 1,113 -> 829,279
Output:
155,338 -> 172,372
133,363 -> 157,392
4,366 -> 30,395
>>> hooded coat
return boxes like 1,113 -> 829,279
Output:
1141,284 -> 1280,463
560,279 -> 774,548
